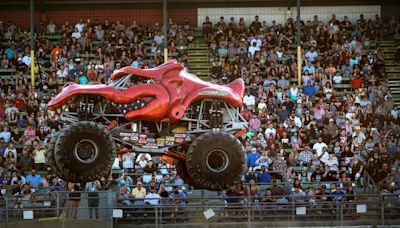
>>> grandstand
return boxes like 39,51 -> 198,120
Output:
0,0 -> 400,227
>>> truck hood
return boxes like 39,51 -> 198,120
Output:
47,83 -> 114,110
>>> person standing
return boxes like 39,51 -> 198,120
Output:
85,180 -> 101,219
68,182 -> 82,219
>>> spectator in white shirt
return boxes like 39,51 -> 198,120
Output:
122,151 -> 135,169
319,147 -> 330,164
312,137 -> 327,156
22,55 -> 31,66
264,123 -> 276,139
243,91 -> 256,108
56,65 -> 68,78
333,72 -> 343,84
136,153 -> 152,169
75,19 -> 85,32
391,107 -> 398,119
144,186 -> 161,205
47,21 -> 56,35
249,37 -> 262,49
248,42 -> 260,57
5,103 -> 18,117
71,28 -> 81,39
289,112 -> 302,128
4,143 -> 17,159
324,152 -> 339,171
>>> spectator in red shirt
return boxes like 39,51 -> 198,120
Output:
87,65 -> 98,82
50,45 -> 63,60
351,74 -> 363,89
14,96 -> 27,110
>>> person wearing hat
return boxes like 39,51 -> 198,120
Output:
326,118 -> 339,139
16,57 -> 26,72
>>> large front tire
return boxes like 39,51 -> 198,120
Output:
47,137 -> 64,177
175,160 -> 202,189
53,121 -> 116,183
186,131 -> 246,191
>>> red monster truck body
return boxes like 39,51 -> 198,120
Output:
47,60 -> 248,191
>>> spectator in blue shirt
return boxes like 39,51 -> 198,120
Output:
0,139 -> 6,156
303,61 -> 316,75
247,147 -> 261,167
331,184 -> 345,201
341,60 -> 353,76
78,71 -> 89,84
118,173 -> 133,192
0,126 -> 11,144
4,45 -> 15,60
303,82 -> 316,97
26,169 -> 42,189
131,56 -> 142,68
173,174 -> 184,186
68,65 -> 80,80
256,165 -> 271,183
169,187 -> 187,205
17,116 -> 27,128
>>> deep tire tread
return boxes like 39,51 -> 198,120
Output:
185,131 -> 246,191
52,121 -> 115,183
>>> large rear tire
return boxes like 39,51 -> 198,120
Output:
186,131 -> 246,191
53,121 -> 116,183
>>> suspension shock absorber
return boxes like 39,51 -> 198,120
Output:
209,101 -> 224,130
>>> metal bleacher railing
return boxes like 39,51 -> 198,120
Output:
1,191 -> 399,226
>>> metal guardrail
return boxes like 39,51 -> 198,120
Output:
0,191 -> 399,226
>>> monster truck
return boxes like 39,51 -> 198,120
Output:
47,60 -> 248,191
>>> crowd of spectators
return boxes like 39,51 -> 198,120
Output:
0,17 -> 194,212
204,13 -> 400,202
0,12 -> 399,217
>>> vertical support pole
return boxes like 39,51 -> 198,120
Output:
163,0 -> 168,63
5,197 -> 8,223
381,194 -> 385,226
340,203 -> 344,226
155,206 -> 159,228
247,203 -> 251,223
56,191 -> 60,217
296,0 -> 301,85
30,0 -> 35,88
291,199 -> 295,222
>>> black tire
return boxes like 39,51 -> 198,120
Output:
175,160 -> 202,189
54,121 -> 116,183
186,131 -> 246,191
47,136 -> 64,177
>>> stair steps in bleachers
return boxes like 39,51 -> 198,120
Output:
380,39 -> 400,107
188,27 -> 210,81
